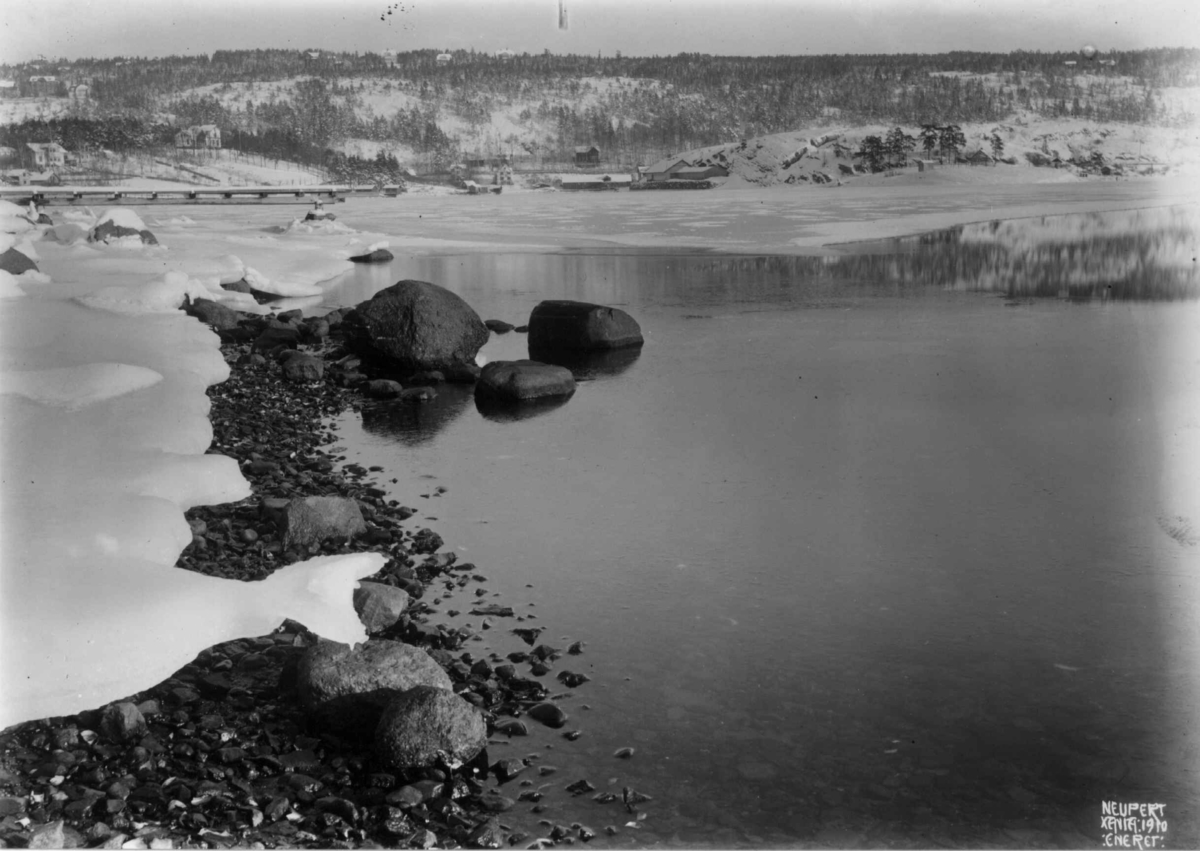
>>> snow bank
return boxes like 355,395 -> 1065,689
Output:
0,212 -> 385,729
96,207 -> 151,232
78,271 -> 212,314
0,270 -> 25,299
0,200 -> 35,236
3,363 -> 164,409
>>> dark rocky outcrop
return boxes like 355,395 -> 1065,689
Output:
527,300 -> 643,351
374,686 -> 487,770
278,495 -> 366,549
0,247 -> 37,276
350,248 -> 395,263
475,360 -> 576,404
88,220 -> 158,245
183,297 -> 241,331
484,319 -> 514,333
341,280 -> 489,374
298,641 -> 452,734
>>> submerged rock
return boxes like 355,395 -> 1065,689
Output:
298,640 -> 452,733
475,360 -> 576,404
374,685 -> 487,770
341,280 -> 489,373
350,248 -> 395,263
527,300 -> 643,351
367,379 -> 404,398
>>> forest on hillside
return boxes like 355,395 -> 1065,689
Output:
2,47 -> 1196,174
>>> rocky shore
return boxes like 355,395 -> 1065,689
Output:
0,302 -> 648,849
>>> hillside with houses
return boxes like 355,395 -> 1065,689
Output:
0,47 -> 1197,189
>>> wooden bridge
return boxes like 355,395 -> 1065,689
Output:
0,184 -> 387,207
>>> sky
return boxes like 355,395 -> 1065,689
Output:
1,0 -> 1197,64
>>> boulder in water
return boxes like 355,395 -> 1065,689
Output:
476,360 -> 576,403
342,280 -> 488,373
527,300 -> 643,351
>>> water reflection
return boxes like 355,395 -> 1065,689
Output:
357,384 -> 473,446
526,343 -> 643,380
474,392 -> 573,422
842,205 -> 1199,301
324,205 -> 1198,316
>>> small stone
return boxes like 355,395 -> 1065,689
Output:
28,820 -> 66,848
494,719 -> 529,737
527,703 -> 568,729
100,702 -> 147,743
613,747 -> 634,759
384,786 -> 424,808
565,780 -> 595,795
494,758 -> 525,782
468,816 -> 504,848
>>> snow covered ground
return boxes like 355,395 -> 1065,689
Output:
0,201 -> 389,727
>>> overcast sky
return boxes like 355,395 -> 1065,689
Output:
2,0 -> 1196,64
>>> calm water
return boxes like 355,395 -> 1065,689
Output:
321,208 -> 1200,847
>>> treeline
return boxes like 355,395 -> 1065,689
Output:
2,47 -> 1196,169
0,116 -> 175,152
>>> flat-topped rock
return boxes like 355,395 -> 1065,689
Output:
476,360 -> 576,403
527,300 -> 643,351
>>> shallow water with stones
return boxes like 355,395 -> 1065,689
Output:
312,207 -> 1200,846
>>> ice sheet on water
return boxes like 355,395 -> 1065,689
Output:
0,210 -> 384,728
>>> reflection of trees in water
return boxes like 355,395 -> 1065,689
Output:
358,384 -> 474,446
681,207 -> 1198,302
860,207 -> 1200,301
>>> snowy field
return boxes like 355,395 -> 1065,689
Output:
0,174 -> 1196,728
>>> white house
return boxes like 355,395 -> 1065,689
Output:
436,53 -> 452,65
26,142 -> 66,168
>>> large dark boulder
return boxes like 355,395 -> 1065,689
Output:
342,280 -> 489,373
0,247 -> 37,276
183,297 -> 241,331
476,360 -> 576,403
298,641 -> 452,734
527,300 -> 643,351
278,496 -> 366,549
374,686 -> 487,770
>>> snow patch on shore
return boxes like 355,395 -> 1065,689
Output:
0,208 -> 384,729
